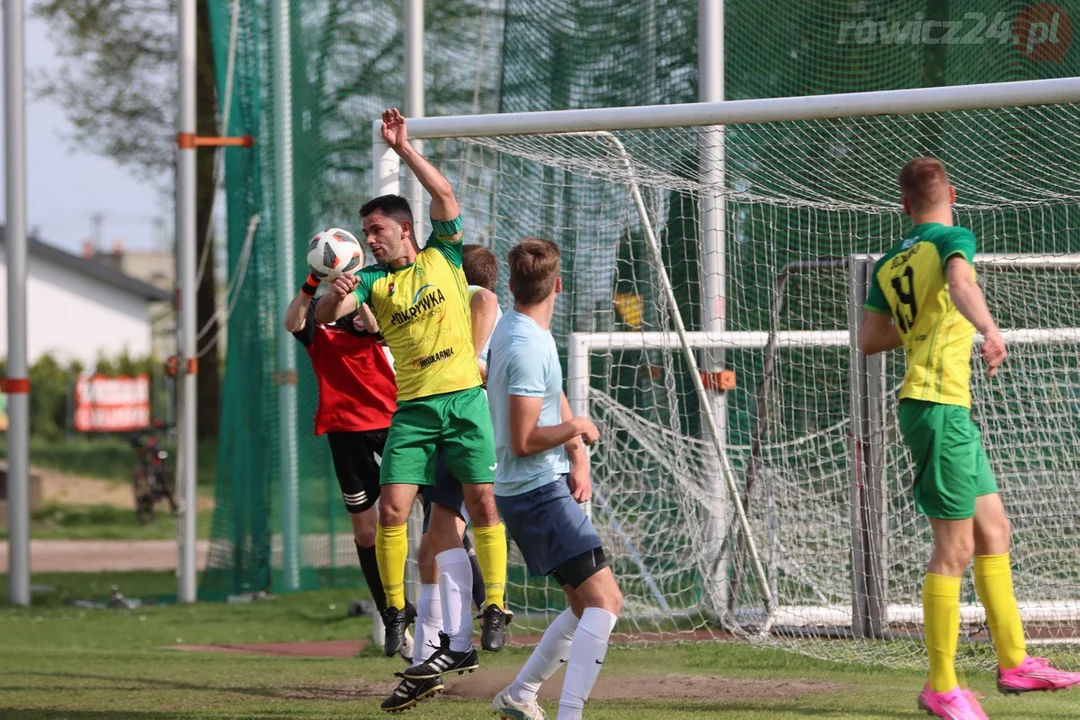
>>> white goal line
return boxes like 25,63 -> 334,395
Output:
737,602 -> 1080,630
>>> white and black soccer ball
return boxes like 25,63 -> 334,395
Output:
307,228 -> 363,281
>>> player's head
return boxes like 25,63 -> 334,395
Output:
462,244 -> 498,291
899,157 -> 956,217
360,194 -> 415,264
508,237 -> 561,306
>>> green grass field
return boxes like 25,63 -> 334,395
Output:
2,572 -> 1079,719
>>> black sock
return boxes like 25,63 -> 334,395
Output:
355,541 -> 387,612
462,531 -> 486,611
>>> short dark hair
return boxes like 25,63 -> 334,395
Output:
508,238 -> 560,304
462,244 -> 498,291
359,194 -> 414,228
899,157 -> 950,213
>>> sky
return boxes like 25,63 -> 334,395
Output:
0,13 -> 169,255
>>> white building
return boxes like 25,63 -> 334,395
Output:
0,232 -> 172,366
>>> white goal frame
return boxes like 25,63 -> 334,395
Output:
370,76 -> 1080,634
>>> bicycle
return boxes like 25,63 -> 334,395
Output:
130,426 -> 178,524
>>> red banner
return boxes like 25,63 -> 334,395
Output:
74,375 -> 151,433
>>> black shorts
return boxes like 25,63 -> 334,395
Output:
421,451 -> 466,532
327,429 -> 387,513
553,547 -> 609,590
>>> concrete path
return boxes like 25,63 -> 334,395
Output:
0,539 -> 209,573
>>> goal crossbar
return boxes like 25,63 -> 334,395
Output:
381,78 -> 1080,139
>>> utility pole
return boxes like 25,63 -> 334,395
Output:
91,212 -> 104,253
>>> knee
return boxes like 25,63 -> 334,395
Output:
354,526 -> 377,548
934,538 -> 976,575
604,585 -> 624,616
418,535 -> 438,582
464,487 -> 499,526
379,495 -> 412,527
352,509 -> 378,548
991,515 -> 1011,544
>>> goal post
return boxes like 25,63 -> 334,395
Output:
372,77 -> 1080,666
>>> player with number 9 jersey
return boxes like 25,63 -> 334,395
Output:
864,222 -> 977,408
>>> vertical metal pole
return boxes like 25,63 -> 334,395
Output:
567,334 -> 591,519
404,0 -> 425,244
272,0 -> 300,591
370,128 -> 401,647
848,257 -> 888,638
403,0 -> 425,611
698,0 -> 730,616
175,0 -> 198,604
4,0 -> 30,607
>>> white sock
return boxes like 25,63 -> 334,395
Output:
510,608 -> 579,704
557,607 -> 618,720
436,548 -> 474,653
413,584 -> 442,667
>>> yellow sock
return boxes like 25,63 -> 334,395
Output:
924,572 -> 961,693
974,553 -> 1027,670
376,523 -> 409,610
471,523 -> 508,610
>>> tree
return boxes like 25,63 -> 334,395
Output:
33,0 -> 222,438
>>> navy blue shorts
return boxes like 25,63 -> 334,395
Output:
496,476 -> 606,587
421,451 -> 466,533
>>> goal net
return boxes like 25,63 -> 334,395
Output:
389,81 -> 1080,669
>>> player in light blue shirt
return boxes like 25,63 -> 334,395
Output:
486,238 -> 623,720
487,310 -> 570,497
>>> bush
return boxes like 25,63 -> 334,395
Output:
1,350 -> 164,441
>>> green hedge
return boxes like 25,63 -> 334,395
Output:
0,436 -> 218,487
1,350 -> 169,442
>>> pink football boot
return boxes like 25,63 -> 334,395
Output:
997,655 -> 1080,694
917,685 -> 988,720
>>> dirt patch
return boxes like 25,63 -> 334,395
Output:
446,668 -> 842,703
169,640 -> 843,705
39,470 -> 214,511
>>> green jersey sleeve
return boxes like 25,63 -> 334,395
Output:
936,227 -> 977,267
425,215 -> 464,267
349,264 -> 384,306
864,258 -> 889,313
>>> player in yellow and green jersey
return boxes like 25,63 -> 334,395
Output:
317,110 -> 508,696
859,157 -> 1080,720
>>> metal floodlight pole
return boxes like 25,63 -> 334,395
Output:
4,0 -> 30,607
405,0 -> 425,243
176,0 -> 198,603
272,0 -> 301,591
402,0 -> 425,609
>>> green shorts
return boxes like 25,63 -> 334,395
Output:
897,399 -> 999,520
380,386 -> 496,486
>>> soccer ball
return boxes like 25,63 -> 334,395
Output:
307,228 -> 364,280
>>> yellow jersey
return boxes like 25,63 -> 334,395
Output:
864,223 -> 978,408
351,231 -> 481,402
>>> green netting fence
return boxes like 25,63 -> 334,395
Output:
202,0 -> 1080,619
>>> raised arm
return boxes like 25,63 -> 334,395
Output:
381,108 -> 461,233
284,272 -> 323,344
284,289 -> 313,333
